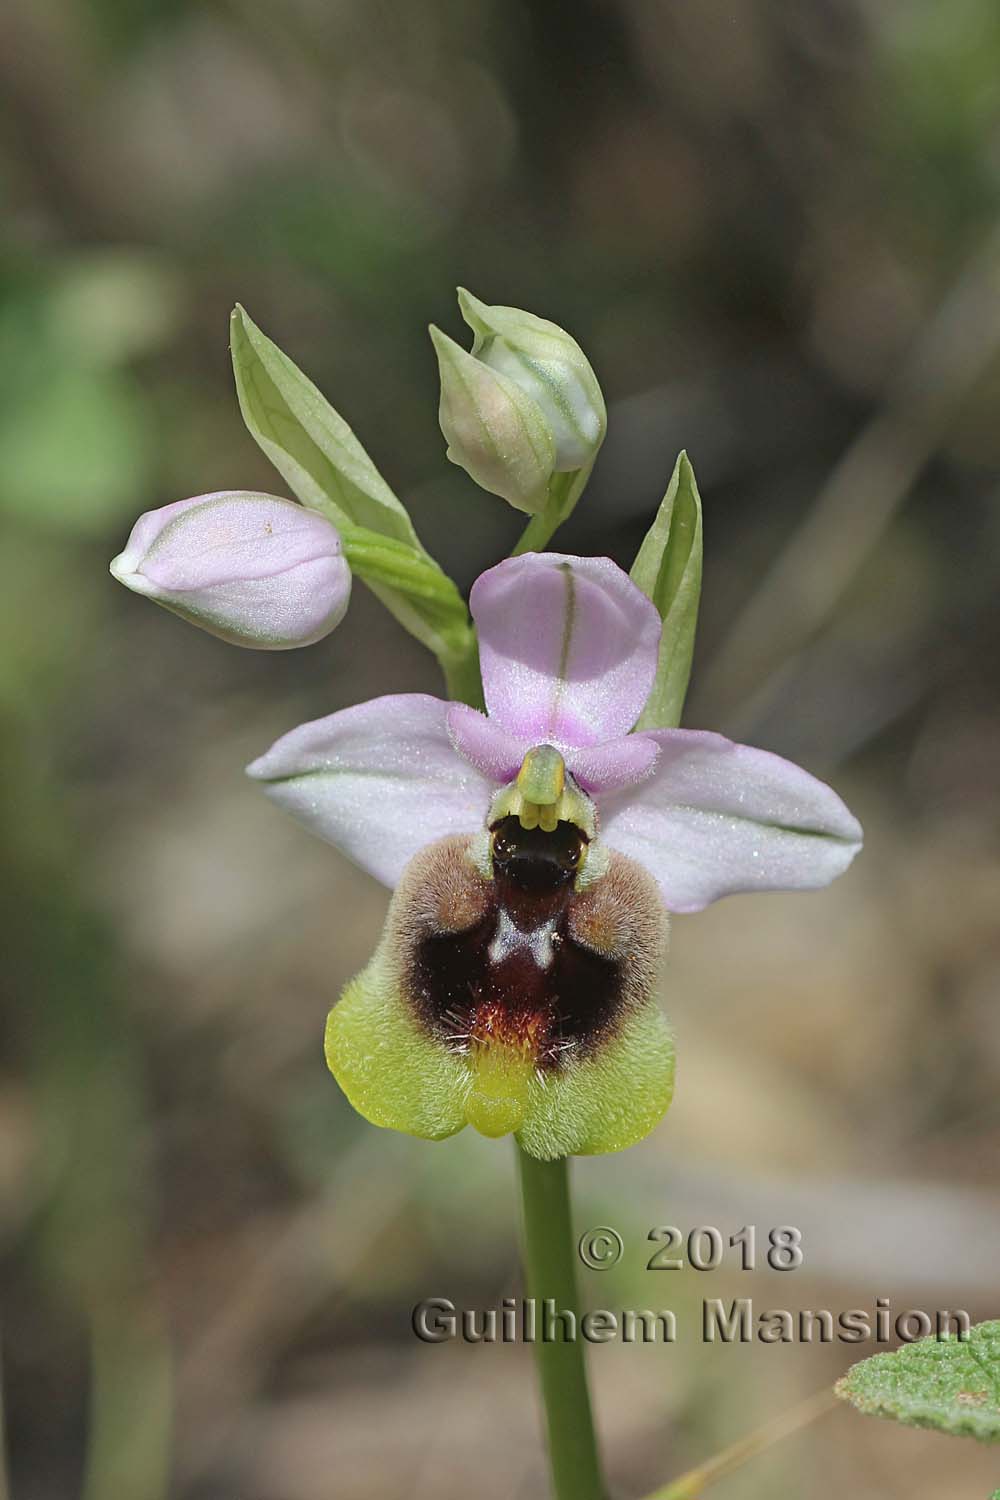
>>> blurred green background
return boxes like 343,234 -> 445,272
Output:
2,1 -> 1000,1497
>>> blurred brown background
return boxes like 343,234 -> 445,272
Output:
2,1 -> 999,1497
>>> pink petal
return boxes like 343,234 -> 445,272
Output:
446,703 -> 526,784
247,694 -> 493,887
569,733 -> 660,794
598,729 -> 863,913
129,492 -> 342,589
470,554 -> 662,747
447,704 -> 660,797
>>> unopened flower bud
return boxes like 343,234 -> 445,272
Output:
430,325 -> 555,515
110,491 -> 351,648
430,290 -> 606,515
457,289 -> 606,472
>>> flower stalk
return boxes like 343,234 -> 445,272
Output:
517,1147 -> 606,1500
512,464 -> 596,557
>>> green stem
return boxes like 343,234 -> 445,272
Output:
516,1146 -> 606,1500
513,465 -> 594,556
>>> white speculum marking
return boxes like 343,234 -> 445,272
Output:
487,908 -> 559,971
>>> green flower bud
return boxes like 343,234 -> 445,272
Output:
430,290 -> 606,515
430,325 -> 555,515
458,289 -> 606,470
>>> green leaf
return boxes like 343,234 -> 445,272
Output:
835,1320 -> 1000,1443
630,450 -> 704,730
230,305 -> 477,681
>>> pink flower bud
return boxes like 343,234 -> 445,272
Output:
110,491 -> 351,648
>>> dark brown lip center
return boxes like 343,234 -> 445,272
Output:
489,816 -> 586,894
407,822 -> 622,1070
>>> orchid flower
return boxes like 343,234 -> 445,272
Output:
248,551 -> 862,1160
110,299 -> 871,1499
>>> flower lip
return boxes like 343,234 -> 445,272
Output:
325,830 -> 675,1157
406,836 -> 637,1069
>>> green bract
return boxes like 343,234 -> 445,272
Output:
230,305 -> 477,690
630,450 -> 704,731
